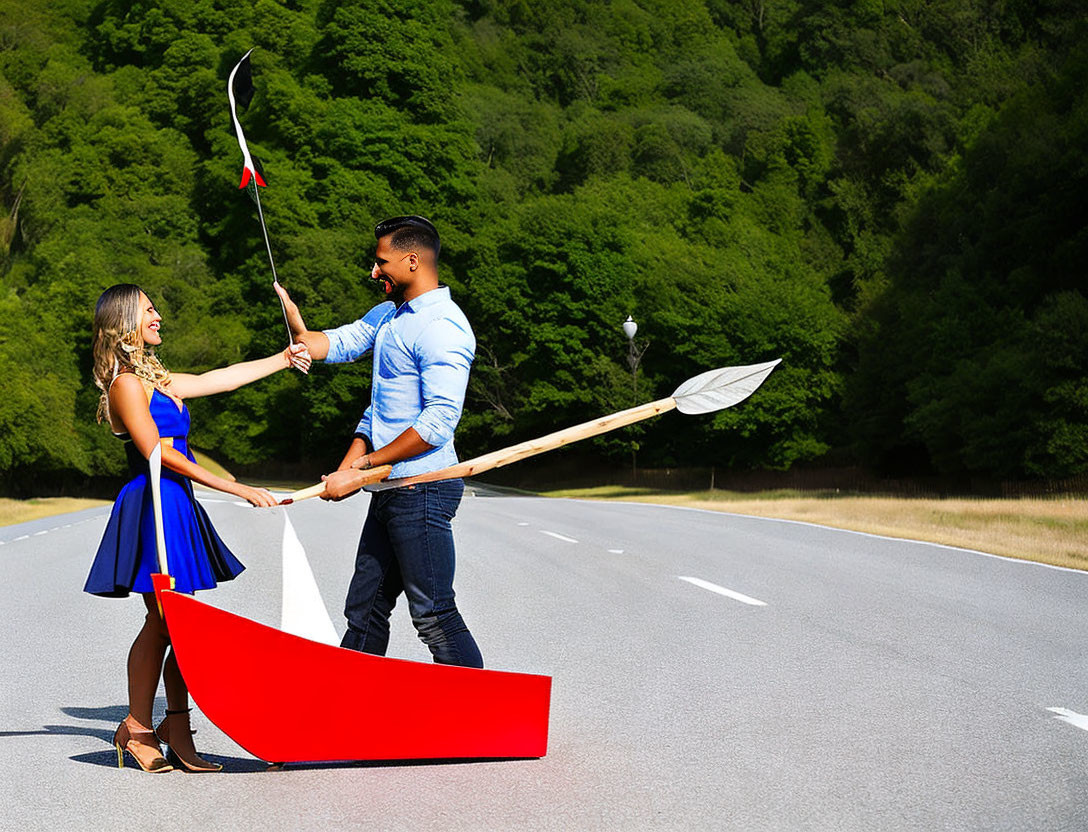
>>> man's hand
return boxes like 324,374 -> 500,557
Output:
274,281 -> 307,339
320,469 -> 365,501
273,282 -> 331,360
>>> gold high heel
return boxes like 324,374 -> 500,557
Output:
156,708 -> 223,773
113,715 -> 173,773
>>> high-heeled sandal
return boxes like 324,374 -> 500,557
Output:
156,708 -> 223,773
113,715 -> 173,773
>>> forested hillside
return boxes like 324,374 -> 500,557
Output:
1,0 -> 1085,492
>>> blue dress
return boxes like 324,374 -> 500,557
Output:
84,387 -> 245,597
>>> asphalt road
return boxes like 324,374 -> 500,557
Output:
1,485 -> 1086,831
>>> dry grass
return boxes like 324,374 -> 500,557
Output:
192,450 -> 235,482
0,497 -> 110,528
540,486 -> 1088,572
0,451 -> 234,528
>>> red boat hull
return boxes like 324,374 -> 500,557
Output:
160,590 -> 551,762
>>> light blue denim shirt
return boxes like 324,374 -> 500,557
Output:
322,286 -> 475,478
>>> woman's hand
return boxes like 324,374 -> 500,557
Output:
234,483 -> 278,508
283,342 -> 312,375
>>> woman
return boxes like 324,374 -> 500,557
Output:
84,283 -> 310,773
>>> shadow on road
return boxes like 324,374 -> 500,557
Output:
1,701 -> 263,773
1,703 -> 536,773
266,756 -> 538,772
69,748 -> 269,772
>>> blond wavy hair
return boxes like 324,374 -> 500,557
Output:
92,284 -> 172,423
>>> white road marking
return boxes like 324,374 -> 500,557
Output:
608,549 -> 624,554
517,522 -> 529,526
540,530 -> 578,544
280,513 -> 340,646
33,530 -> 49,536
1048,707 -> 1088,733
13,535 -> 29,541
679,576 -> 767,607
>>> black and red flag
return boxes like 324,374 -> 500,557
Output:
227,49 -> 293,343
228,49 -> 266,190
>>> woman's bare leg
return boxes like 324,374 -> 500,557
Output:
157,601 -> 218,769
113,594 -> 172,770
127,593 -> 171,726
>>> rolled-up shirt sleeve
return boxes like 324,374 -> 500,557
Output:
323,302 -> 395,364
354,406 -> 373,444
412,318 -> 475,448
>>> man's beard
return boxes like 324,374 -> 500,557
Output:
373,273 -> 406,305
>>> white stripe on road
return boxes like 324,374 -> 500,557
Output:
517,522 -> 529,526
13,535 -> 29,541
1048,707 -> 1088,733
679,576 -> 767,607
608,549 -> 624,554
540,530 -> 578,544
33,530 -> 49,536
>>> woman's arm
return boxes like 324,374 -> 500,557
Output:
109,375 -> 278,507
166,344 -> 310,400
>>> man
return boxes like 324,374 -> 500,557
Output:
274,215 -> 482,668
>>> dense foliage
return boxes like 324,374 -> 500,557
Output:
0,0 -> 1085,491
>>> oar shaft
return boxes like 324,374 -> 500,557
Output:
280,397 -> 676,502
371,396 -> 677,491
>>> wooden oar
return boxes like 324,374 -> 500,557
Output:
280,358 -> 781,504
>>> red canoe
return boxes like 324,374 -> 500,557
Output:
156,584 -> 552,763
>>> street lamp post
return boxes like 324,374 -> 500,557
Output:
622,315 -> 648,477
623,315 -> 648,398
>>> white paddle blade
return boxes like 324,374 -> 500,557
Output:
148,443 -> 170,575
670,358 -> 782,415
280,514 -> 340,646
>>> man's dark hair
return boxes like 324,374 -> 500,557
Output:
375,215 -> 440,260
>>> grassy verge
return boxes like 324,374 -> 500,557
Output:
191,450 -> 235,482
0,497 -> 110,527
539,486 -> 1088,572
0,451 -> 238,528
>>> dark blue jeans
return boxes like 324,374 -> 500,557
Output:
340,479 -> 482,668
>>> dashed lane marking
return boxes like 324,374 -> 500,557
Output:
1048,707 -> 1088,733
679,576 -> 767,607
540,530 -> 578,544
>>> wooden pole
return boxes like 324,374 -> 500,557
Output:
280,397 -> 677,503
